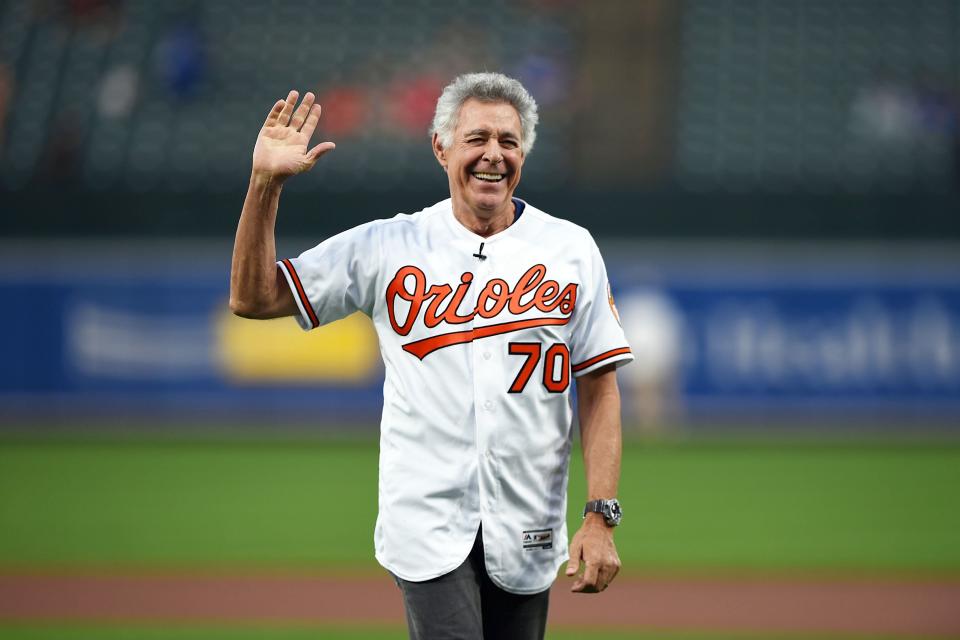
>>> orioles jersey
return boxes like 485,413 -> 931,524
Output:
278,198 -> 633,594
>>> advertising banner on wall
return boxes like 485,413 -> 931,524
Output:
2,243 -> 957,426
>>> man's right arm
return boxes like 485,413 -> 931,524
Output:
229,173 -> 295,318
229,90 -> 335,319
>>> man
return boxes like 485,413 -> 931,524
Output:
230,72 -> 632,640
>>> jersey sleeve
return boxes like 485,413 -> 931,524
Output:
277,220 -> 380,331
568,234 -> 634,377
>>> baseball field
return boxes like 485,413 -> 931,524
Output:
1,430 -> 959,639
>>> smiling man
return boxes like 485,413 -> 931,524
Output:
434,97 -> 524,237
230,72 -> 633,640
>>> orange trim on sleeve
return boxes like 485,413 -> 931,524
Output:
282,259 -> 320,329
572,347 -> 632,373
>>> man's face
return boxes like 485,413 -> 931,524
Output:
433,99 -> 525,219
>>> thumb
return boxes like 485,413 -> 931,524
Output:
298,142 -> 335,174
308,141 -> 336,160
565,540 -> 582,576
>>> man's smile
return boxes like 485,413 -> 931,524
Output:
471,171 -> 505,182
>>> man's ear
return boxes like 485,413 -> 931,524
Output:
432,133 -> 447,170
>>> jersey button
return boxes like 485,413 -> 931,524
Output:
483,400 -> 493,411
482,351 -> 492,360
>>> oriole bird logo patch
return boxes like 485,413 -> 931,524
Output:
607,282 -> 621,326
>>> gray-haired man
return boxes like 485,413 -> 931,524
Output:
230,72 -> 632,639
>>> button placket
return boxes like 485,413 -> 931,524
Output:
468,247 -> 494,519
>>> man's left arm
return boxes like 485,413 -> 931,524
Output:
566,362 -> 623,593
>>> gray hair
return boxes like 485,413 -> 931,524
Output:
430,72 -> 539,155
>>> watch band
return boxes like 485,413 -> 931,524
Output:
583,499 -> 606,517
583,498 -> 622,526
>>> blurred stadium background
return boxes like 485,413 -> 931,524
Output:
1,0 -> 959,638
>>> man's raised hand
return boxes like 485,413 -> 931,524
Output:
252,90 -> 335,181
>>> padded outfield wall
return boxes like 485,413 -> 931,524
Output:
1,240 -> 957,428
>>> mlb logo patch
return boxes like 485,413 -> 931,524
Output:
522,528 -> 553,551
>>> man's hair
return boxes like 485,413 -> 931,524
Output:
430,72 -> 539,155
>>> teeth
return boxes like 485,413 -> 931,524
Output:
473,172 -> 504,182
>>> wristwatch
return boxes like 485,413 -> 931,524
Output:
583,498 -> 622,526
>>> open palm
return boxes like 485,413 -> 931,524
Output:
252,90 -> 335,180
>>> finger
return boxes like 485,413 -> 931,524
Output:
300,104 -> 323,140
582,562 -> 600,591
571,561 -> 600,593
565,541 -> 582,576
597,564 -> 618,591
307,141 -> 336,160
263,99 -> 285,127
290,92 -> 315,131
570,576 -> 599,593
278,90 -> 298,126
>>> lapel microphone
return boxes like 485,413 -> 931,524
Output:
473,242 -> 487,261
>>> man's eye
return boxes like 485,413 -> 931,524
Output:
501,140 -> 518,148
467,138 -> 483,144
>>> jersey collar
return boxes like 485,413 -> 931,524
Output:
443,197 -> 530,245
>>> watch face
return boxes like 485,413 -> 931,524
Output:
604,499 -> 622,525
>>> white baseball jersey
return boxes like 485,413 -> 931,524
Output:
278,198 -> 632,594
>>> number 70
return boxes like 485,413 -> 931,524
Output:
508,342 -> 570,393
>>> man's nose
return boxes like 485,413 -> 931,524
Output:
483,141 -> 503,164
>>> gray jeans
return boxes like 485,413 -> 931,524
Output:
392,528 -> 550,640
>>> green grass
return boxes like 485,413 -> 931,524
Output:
0,435 -> 958,573
614,440 -> 960,573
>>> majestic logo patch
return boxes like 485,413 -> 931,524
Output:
386,264 -> 579,359
522,528 -> 553,551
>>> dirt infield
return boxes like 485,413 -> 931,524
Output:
2,573 -> 960,636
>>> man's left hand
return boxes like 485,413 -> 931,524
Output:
565,515 -> 621,593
